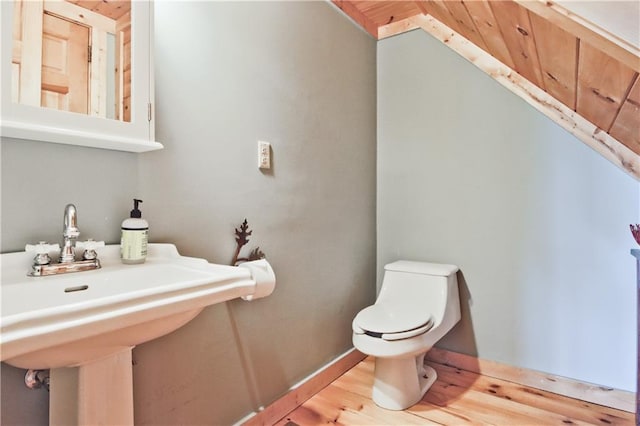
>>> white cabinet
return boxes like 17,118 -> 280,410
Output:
0,0 -> 162,152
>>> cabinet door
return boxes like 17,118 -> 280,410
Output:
1,0 -> 162,153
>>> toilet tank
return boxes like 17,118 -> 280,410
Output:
378,261 -> 460,326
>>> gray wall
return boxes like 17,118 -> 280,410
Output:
377,29 -> 637,392
135,1 -> 376,424
0,2 -> 376,425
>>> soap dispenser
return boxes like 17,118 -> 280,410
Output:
120,199 -> 149,264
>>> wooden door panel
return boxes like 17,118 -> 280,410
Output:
41,12 -> 89,114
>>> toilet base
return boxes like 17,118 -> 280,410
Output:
372,354 -> 437,410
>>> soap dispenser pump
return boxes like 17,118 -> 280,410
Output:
120,199 -> 149,264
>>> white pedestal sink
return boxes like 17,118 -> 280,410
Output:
0,243 -> 275,425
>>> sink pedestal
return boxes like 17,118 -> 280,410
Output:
50,348 -> 134,425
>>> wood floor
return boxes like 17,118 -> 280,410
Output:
275,357 -> 635,425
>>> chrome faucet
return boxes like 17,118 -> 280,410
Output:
27,204 -> 103,277
60,204 -> 80,263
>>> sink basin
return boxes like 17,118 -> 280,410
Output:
0,243 -> 275,425
1,243 -> 274,368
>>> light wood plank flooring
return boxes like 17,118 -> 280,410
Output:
276,357 -> 635,425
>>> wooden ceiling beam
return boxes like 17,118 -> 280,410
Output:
331,0 -> 379,38
378,16 -> 421,40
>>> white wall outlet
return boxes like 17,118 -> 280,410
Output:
258,140 -> 271,169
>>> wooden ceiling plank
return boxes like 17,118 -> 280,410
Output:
610,76 -> 640,153
577,42 -> 637,132
413,1 -> 429,16
528,11 -> 578,110
441,1 -> 489,51
66,0 -> 130,21
627,75 -> 640,105
353,1 -> 421,27
424,0 -> 464,35
462,0 -> 515,69
103,2 -> 129,21
388,1 -> 423,24
514,0 -> 640,74
350,1 -> 383,19
489,1 -> 545,89
410,13 -> 640,180
331,0 -> 379,38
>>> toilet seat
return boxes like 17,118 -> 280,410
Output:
352,303 -> 434,341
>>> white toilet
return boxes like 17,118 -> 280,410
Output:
352,260 -> 461,410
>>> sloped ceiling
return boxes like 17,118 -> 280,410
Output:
333,0 -> 640,179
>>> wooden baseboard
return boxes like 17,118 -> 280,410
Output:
426,347 -> 635,413
239,348 -> 366,426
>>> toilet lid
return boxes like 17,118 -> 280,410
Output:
352,303 -> 433,336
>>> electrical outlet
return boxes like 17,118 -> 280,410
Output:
258,141 -> 271,169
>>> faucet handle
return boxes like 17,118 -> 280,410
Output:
76,239 -> 105,251
25,242 -> 60,266
25,242 -> 61,254
76,239 -> 105,261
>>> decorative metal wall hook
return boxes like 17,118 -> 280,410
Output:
231,219 -> 266,266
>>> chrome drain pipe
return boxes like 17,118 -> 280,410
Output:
25,369 -> 50,391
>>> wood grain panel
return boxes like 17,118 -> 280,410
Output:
610,76 -> 640,154
441,1 -> 488,51
489,1 -> 545,88
462,0 -> 515,69
12,0 -> 22,41
577,42 -> 637,132
352,1 -> 422,27
277,356 -> 635,426
413,0 -> 429,16
12,0 -> 23,104
427,362 -> 634,425
378,16 -> 421,40
423,0 -> 463,34
331,0 -> 378,37
281,384 -> 434,425
41,70 -> 69,94
529,10 -> 578,109
19,0 -> 44,106
40,12 -> 89,114
514,0 -> 640,73
115,11 -> 131,122
426,347 -> 635,413
67,0 -> 130,21
44,0 -> 116,33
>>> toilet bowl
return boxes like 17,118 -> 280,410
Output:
352,260 -> 461,410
